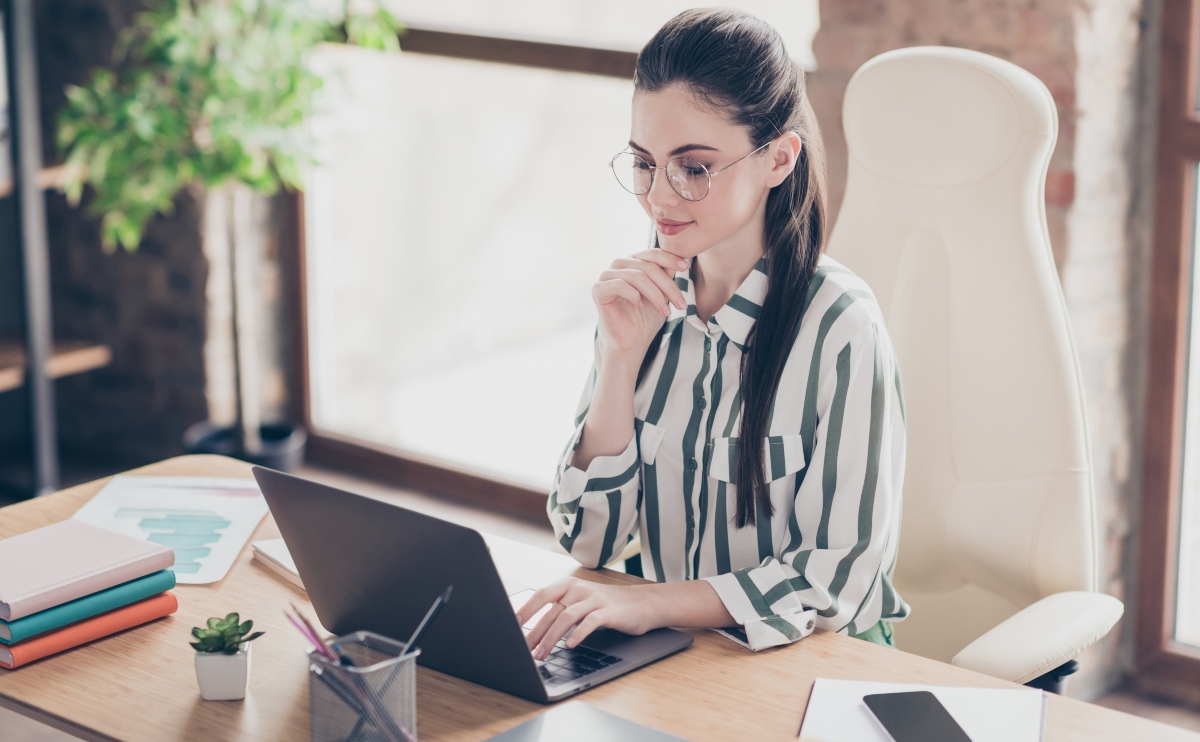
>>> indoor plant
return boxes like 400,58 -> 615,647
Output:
55,0 -> 401,469
191,612 -> 265,701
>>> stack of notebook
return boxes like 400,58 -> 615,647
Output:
0,519 -> 178,669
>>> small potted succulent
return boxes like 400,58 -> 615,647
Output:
191,613 -> 265,701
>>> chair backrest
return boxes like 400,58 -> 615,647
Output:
825,47 -> 1097,663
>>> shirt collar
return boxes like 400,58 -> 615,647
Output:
669,257 -> 769,350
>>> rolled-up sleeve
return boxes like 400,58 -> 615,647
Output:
703,322 -> 903,650
548,335 -> 642,570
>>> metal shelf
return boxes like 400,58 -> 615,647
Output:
4,0 -> 63,495
0,164 -> 67,198
0,338 -> 112,394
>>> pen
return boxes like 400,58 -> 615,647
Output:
290,602 -> 338,662
400,585 -> 453,658
286,612 -> 337,662
311,650 -> 415,742
287,606 -> 413,742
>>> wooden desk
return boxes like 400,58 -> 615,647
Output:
0,456 -> 1191,741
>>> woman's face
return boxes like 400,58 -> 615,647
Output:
629,85 -> 786,260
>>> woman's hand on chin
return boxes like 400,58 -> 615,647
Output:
593,249 -> 690,358
516,577 -> 655,660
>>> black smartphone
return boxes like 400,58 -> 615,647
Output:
862,691 -> 973,742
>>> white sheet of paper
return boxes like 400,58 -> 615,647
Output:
71,475 -> 268,584
798,678 -> 1045,742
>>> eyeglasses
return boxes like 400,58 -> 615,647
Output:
609,141 -> 771,202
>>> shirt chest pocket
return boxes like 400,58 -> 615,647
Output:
705,434 -> 807,484
635,419 -> 668,465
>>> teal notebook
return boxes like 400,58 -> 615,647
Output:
0,569 -> 176,644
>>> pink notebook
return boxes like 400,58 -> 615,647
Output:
0,520 -> 174,621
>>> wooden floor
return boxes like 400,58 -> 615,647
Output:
2,464 -> 1199,740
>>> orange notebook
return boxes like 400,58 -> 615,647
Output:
0,591 -> 177,669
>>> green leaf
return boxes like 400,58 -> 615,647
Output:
237,620 -> 253,636
241,631 -> 265,643
225,613 -> 240,627
206,617 -> 222,630
52,0 -> 392,252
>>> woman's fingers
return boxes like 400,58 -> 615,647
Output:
599,269 -> 670,316
610,258 -> 687,310
533,600 -> 597,660
565,610 -> 607,649
632,249 -> 689,274
593,279 -> 643,308
516,580 -> 570,626
525,601 -> 567,651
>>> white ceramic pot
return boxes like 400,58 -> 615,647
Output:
194,644 -> 251,701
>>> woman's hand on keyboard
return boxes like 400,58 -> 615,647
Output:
517,576 -> 738,660
516,577 -> 653,661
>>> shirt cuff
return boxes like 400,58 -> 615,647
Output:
556,430 -> 639,507
703,562 -> 817,651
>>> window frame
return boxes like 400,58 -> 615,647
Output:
281,27 -> 636,524
1137,0 -> 1200,701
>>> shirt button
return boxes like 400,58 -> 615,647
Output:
686,458 -> 697,471
698,398 -> 706,410
806,620 -> 815,630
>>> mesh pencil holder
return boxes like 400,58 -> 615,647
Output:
308,631 -> 419,742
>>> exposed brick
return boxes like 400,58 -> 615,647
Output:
1046,168 -> 1077,206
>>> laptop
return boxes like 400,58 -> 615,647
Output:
252,467 -> 693,703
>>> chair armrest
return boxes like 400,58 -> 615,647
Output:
950,592 -> 1123,684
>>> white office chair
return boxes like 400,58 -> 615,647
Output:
825,46 -> 1123,691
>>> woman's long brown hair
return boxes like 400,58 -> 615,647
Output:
633,8 -> 827,528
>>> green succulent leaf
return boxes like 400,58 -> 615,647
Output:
196,636 -> 222,650
193,613 -> 267,652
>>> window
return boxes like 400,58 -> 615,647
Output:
1138,0 -> 1200,699
304,48 -> 641,489
295,4 -> 819,501
1178,168 -> 1200,649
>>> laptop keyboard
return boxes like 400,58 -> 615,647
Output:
510,590 -> 622,687
535,640 -> 622,686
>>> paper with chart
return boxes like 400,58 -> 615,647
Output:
72,476 -> 269,584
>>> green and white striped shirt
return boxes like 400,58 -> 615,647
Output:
549,254 -> 909,651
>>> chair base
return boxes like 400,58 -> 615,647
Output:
1024,659 -> 1079,695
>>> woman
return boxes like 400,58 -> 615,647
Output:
518,8 -> 908,657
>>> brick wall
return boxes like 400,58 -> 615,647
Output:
24,0 -> 207,464
810,0 -> 1077,268
809,0 -> 1160,698
47,189 -> 211,463
22,0 -> 292,466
